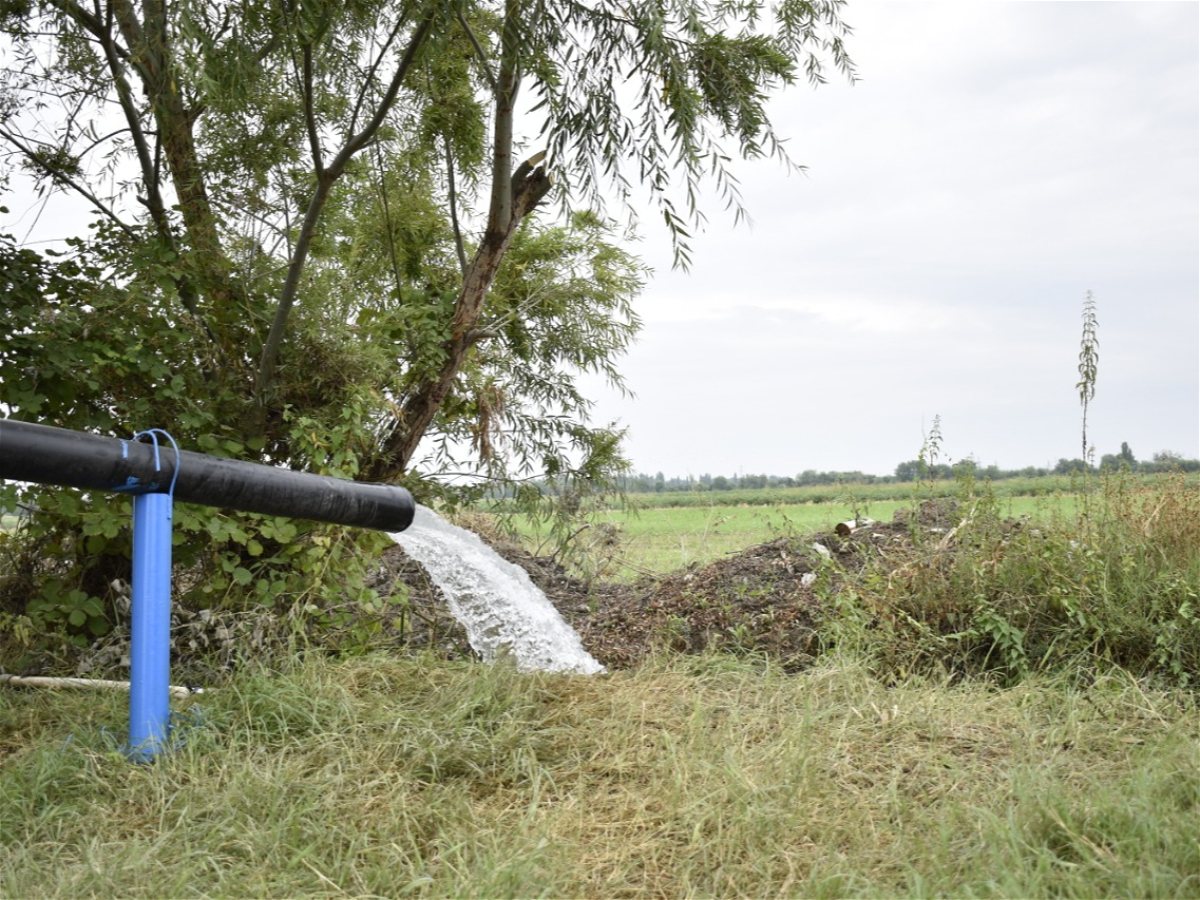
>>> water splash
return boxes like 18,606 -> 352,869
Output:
391,506 -> 604,674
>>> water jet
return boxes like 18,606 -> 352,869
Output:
392,506 -> 604,675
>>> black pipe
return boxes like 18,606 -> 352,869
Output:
0,419 -> 415,532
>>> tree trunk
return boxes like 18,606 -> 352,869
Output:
365,7 -> 548,482
112,0 -> 227,280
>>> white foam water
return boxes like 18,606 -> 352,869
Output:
391,506 -> 605,674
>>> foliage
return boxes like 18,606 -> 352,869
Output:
0,0 -> 855,467
824,472 -> 1200,687
0,225 -> 390,649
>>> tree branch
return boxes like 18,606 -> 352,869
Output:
43,0 -> 105,41
373,142 -> 406,294
95,0 -> 169,229
302,43 -> 324,175
443,131 -> 468,275
0,126 -> 136,238
36,0 -> 219,331
348,13 -> 409,137
486,2 -> 523,238
45,0 -> 158,219
455,10 -> 498,94
109,0 -> 230,276
368,149 -> 552,479
252,9 -> 438,425
337,11 -> 435,166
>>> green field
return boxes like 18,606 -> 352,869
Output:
594,474 -> 1127,510
519,493 -> 1077,577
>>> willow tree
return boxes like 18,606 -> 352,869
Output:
1,0 -> 854,635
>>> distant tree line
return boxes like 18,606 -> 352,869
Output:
616,443 -> 1199,493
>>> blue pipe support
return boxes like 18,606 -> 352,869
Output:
128,491 -> 173,760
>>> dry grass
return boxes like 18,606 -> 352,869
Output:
2,652 -> 1196,898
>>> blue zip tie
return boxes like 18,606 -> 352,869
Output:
131,429 -> 182,498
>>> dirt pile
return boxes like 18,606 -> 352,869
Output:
368,504 -> 957,672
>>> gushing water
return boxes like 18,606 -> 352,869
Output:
391,506 -> 605,674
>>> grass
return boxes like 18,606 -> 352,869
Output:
833,472 -> 1200,685
508,474 -> 1195,579
587,474 -> 1194,510
2,653 -> 1196,898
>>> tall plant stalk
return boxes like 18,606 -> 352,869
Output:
1077,291 -> 1100,465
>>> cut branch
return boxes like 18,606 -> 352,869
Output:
367,150 -> 553,478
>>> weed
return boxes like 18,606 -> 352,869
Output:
839,473 -> 1200,686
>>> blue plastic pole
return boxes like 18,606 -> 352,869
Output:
128,490 -> 173,760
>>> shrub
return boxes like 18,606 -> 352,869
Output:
830,473 -> 1200,686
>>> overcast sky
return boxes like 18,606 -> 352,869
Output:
582,1 -> 1199,478
3,2 -> 1196,480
